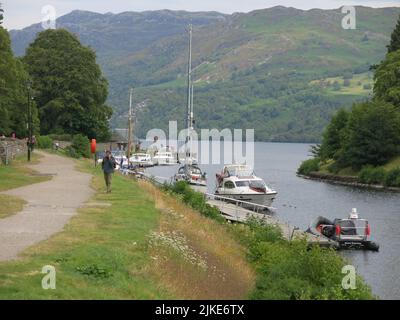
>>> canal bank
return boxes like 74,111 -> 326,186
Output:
145,141 -> 400,299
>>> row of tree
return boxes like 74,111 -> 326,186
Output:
0,4 -> 112,141
316,15 -> 400,170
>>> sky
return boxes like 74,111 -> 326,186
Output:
2,0 -> 400,30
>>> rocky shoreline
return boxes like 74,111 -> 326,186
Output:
298,171 -> 400,192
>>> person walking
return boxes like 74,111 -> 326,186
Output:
102,150 -> 116,193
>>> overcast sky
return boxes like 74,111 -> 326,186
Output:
2,0 -> 400,30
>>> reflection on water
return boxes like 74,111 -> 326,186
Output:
145,141 -> 400,299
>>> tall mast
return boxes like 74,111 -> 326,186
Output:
127,88 -> 134,164
186,24 -> 193,160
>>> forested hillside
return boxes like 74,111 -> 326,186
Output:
9,7 -> 400,141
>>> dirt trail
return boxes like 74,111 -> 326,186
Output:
0,151 -> 93,261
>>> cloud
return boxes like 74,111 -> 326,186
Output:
3,0 -> 400,30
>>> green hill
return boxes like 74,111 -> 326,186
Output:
9,6 -> 400,142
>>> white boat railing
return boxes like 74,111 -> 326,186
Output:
204,193 -> 275,213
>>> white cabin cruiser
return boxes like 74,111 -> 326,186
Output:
152,148 -> 177,166
215,164 -> 277,208
129,153 -> 154,167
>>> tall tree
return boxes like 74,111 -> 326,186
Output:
0,26 -> 38,136
387,14 -> 400,53
319,109 -> 349,160
338,101 -> 400,169
23,29 -> 112,140
373,49 -> 400,107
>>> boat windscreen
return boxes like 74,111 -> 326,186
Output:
235,181 -> 250,187
338,220 -> 368,236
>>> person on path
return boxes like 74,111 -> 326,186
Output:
102,150 -> 116,193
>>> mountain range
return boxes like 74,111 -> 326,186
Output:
9,6 -> 400,142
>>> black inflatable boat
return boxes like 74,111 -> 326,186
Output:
306,209 -> 379,251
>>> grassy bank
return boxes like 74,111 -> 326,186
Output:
165,182 -> 374,300
0,157 -> 253,299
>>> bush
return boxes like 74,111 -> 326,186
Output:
343,79 -> 351,87
168,181 -> 225,223
65,145 -> 80,158
69,134 -> 90,158
358,166 -> 386,185
36,135 -> 53,149
297,158 -> 320,175
384,168 -> 400,187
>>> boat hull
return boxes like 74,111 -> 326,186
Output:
215,192 -> 277,208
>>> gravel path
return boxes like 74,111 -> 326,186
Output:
0,151 -> 93,261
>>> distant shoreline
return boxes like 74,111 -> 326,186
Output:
298,171 -> 400,192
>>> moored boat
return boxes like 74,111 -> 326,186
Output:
214,164 -> 277,209
306,208 -> 379,251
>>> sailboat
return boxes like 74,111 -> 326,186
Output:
174,25 -> 207,188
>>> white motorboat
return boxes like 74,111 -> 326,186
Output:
152,149 -> 177,166
129,153 -> 154,167
215,164 -> 277,208
174,164 -> 207,187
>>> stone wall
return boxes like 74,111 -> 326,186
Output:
0,139 -> 27,165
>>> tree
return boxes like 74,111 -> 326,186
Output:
373,49 -> 400,107
387,14 -> 400,53
0,3 -> 4,26
0,26 -> 39,137
338,101 -> 400,169
23,29 -> 112,140
319,109 -> 349,160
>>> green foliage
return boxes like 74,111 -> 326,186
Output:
11,7 -> 400,143
297,158 -> 320,175
387,14 -> 400,53
168,181 -> 225,223
36,135 -> 53,149
384,167 -> 400,187
76,264 -> 112,279
339,101 -> 400,169
23,29 -> 112,140
358,166 -> 386,185
69,134 -> 90,158
319,109 -> 349,160
0,27 -> 39,137
231,219 -> 373,300
374,50 -> 400,107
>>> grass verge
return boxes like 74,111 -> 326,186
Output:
0,153 -> 50,192
0,159 -> 254,299
0,195 -> 26,219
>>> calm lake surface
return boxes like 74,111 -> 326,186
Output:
146,142 -> 400,299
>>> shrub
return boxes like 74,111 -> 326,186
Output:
297,158 -> 320,175
358,166 -> 386,185
168,181 -> 225,223
384,168 -> 400,187
36,135 -> 53,149
343,79 -> 351,87
70,134 -> 90,158
65,145 -> 80,158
